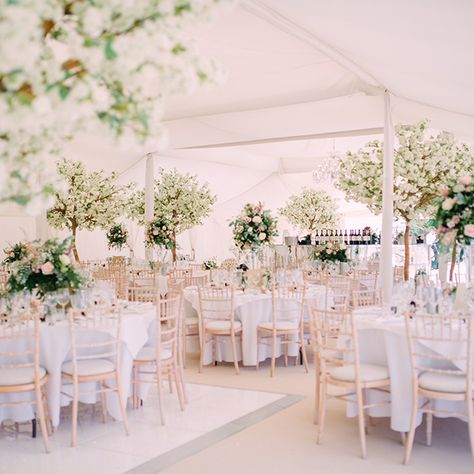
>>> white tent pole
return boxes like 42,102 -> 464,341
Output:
381,90 -> 394,303
144,153 -> 155,261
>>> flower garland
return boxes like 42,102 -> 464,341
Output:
146,219 -> 175,249
436,175 -> 474,246
312,241 -> 348,263
106,224 -> 128,250
4,237 -> 87,298
230,202 -> 278,252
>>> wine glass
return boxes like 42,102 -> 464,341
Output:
56,289 -> 70,320
44,292 -> 58,325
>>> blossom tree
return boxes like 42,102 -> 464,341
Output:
47,159 -> 133,261
0,1 -> 230,211
279,188 -> 340,234
337,121 -> 474,280
128,168 -> 216,261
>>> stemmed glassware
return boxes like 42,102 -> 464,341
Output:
44,292 -> 58,325
56,289 -> 70,320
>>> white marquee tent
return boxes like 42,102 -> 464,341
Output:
2,0 -> 474,278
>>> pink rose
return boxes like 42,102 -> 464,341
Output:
41,261 -> 54,275
459,176 -> 472,186
258,226 -> 265,231
439,185 -> 449,197
464,224 -> 474,239
252,216 -> 262,224
258,232 -> 266,241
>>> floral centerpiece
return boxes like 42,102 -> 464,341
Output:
202,257 -> 218,270
230,202 -> 278,252
3,237 -> 86,298
106,224 -> 128,251
435,175 -> 474,280
146,218 -> 175,249
312,241 -> 349,263
3,242 -> 30,264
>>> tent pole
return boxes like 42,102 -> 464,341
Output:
380,90 -> 394,303
144,153 -> 155,262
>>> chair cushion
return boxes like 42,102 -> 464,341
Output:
258,321 -> 299,331
135,346 -> 172,362
185,316 -> 199,326
0,366 -> 46,386
62,359 -> 115,377
329,363 -> 389,383
205,320 -> 242,332
418,371 -> 470,393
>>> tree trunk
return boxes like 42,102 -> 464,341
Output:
403,224 -> 410,281
72,226 -> 80,263
449,239 -> 457,282
171,228 -> 177,263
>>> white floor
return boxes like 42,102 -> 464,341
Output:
0,383 -> 284,474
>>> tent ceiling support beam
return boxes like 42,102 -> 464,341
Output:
178,127 -> 384,150
380,90 -> 394,303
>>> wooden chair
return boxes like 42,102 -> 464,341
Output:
403,311 -> 474,464
128,285 -> 158,304
62,305 -> 129,447
257,285 -> 309,377
197,286 -> 242,375
189,274 -> 208,288
132,295 -> 186,424
352,289 -> 381,308
169,267 -> 192,283
129,268 -> 156,287
0,310 -> 51,452
311,306 -> 390,458
393,265 -> 404,283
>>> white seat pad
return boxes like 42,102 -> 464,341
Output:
135,346 -> 173,362
205,320 -> 242,332
329,363 -> 389,383
62,359 -> 115,377
258,321 -> 299,331
418,371 -> 470,393
0,366 -> 46,386
185,316 -> 199,326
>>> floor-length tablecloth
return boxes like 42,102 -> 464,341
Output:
0,303 -> 155,427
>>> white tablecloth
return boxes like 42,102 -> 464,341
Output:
0,303 -> 155,427
349,308 -> 472,432
183,285 -> 329,366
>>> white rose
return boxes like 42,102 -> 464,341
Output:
59,254 -> 70,265
258,232 -> 266,240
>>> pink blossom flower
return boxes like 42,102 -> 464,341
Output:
252,216 -> 262,224
258,232 -> 266,240
439,185 -> 449,197
459,176 -> 472,186
41,262 -> 54,275
464,224 -> 474,239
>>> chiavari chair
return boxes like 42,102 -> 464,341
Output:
310,306 -> 390,458
62,305 -> 129,446
127,285 -> 158,304
257,285 -> 309,377
197,286 -> 242,374
0,310 -> 51,451
393,265 -> 405,283
352,289 -> 382,308
403,311 -> 474,464
132,296 -> 185,424
169,267 -> 193,287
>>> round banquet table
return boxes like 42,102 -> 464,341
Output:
0,303 -> 155,427
347,307 -> 473,432
183,285 -> 331,367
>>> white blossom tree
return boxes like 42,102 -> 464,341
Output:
128,168 -> 216,261
0,1 -> 230,210
279,188 -> 340,234
337,121 -> 474,280
47,158 -> 133,261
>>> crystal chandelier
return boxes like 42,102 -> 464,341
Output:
311,141 -> 341,183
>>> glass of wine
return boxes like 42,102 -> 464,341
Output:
56,289 -> 70,320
